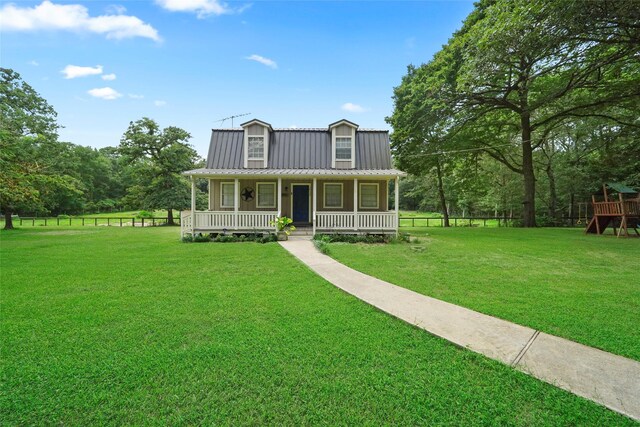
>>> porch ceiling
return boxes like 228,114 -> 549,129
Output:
183,168 -> 406,178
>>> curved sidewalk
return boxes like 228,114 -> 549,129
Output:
279,239 -> 640,421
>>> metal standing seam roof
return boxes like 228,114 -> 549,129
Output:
203,128 -> 396,171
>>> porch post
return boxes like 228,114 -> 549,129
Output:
395,176 -> 399,236
354,178 -> 358,230
190,176 -> 196,232
312,178 -> 317,235
277,178 -> 282,216
277,177 -> 282,233
234,178 -> 239,230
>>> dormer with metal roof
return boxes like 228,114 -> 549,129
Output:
329,119 -> 358,169
241,119 -> 273,169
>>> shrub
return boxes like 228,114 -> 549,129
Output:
313,239 -> 331,255
57,214 -> 70,219
193,233 -> 212,243
136,210 -> 154,219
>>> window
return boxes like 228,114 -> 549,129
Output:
359,183 -> 379,209
335,137 -> 352,160
256,182 -> 276,208
248,136 -> 264,159
323,183 -> 343,209
220,182 -> 235,208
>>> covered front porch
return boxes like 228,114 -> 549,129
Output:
181,172 -> 401,236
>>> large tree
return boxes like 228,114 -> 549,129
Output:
390,0 -> 640,226
0,68 -> 79,229
119,118 -> 199,225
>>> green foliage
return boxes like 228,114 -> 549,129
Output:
136,210 -> 154,219
389,0 -> 640,226
270,216 -> 296,234
313,233 -> 391,244
118,118 -> 201,223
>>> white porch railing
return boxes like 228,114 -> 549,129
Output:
181,210 -> 193,235
316,212 -> 397,231
191,211 -> 278,231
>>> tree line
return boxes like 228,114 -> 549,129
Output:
388,0 -> 639,226
1,68 -> 205,229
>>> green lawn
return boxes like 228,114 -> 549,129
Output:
0,227 -> 635,424
327,227 -> 640,361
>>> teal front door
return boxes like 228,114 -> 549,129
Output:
292,185 -> 310,224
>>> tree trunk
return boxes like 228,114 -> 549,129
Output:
4,211 -> 14,230
435,160 -> 450,227
520,113 -> 537,227
167,208 -> 175,225
546,161 -> 558,224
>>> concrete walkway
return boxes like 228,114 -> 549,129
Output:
279,239 -> 640,421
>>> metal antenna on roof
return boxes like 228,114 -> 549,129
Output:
216,113 -> 251,128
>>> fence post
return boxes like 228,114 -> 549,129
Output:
95,218 -> 97,226
142,218 -> 145,227
69,218 -> 72,226
44,218 -> 47,226
454,218 -> 457,227
132,217 -> 135,227
33,218 -> 35,226
20,218 -> 23,226
107,218 -> 110,226
120,218 -> 123,227
484,219 -> 487,227
152,218 -> 155,227
57,218 -> 60,226
82,218 -> 85,226
441,218 -> 443,227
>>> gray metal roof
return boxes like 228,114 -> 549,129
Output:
184,168 -> 406,177
205,129 -> 394,170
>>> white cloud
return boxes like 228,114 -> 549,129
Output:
101,73 -> 117,81
155,0 -> 249,18
246,54 -> 277,69
87,87 -> 122,100
105,4 -> 127,15
28,60 -> 39,66
62,64 -> 103,79
0,1 -> 161,41
154,100 -> 167,107
128,93 -> 144,99
341,102 -> 368,113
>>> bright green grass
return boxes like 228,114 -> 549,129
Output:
0,228 -> 635,425
327,227 -> 640,361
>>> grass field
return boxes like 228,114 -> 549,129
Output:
327,227 -> 640,361
1,227 -> 635,424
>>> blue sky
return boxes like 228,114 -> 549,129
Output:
1,0 -> 474,157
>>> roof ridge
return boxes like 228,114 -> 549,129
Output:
211,128 -> 389,132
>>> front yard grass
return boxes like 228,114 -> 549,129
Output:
0,227 -> 635,424
328,227 -> 640,361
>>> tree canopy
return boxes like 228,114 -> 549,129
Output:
389,0 -> 640,226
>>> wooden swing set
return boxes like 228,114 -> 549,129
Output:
585,183 -> 640,238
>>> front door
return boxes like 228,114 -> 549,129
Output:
292,185 -> 310,224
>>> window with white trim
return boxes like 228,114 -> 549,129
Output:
359,183 -> 379,209
220,182 -> 235,208
248,136 -> 265,159
335,137 -> 352,160
256,182 -> 276,208
323,183 -> 343,209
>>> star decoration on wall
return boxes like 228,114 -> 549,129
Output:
241,187 -> 255,201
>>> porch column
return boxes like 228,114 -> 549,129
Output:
277,177 -> 282,216
354,178 -> 358,230
234,178 -> 239,230
312,178 -> 317,235
190,176 -> 196,231
395,176 -> 399,236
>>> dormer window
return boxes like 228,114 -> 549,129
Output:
248,136 -> 265,159
329,119 -> 358,169
335,137 -> 352,160
241,119 -> 273,168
